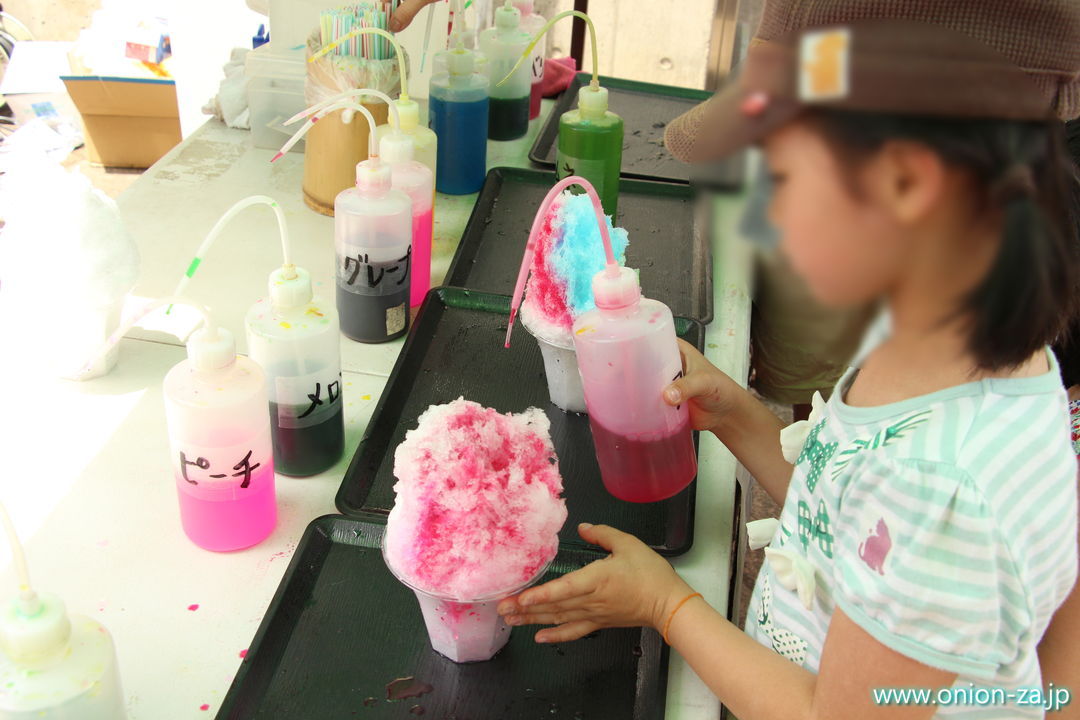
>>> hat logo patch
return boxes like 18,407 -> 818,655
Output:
800,28 -> 850,102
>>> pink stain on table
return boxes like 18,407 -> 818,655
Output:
200,704 -> 210,711
188,604 -> 200,612
239,649 -> 248,659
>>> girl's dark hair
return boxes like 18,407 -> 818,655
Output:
805,110 -> 1080,372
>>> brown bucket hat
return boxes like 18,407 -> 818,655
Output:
666,0 -> 1080,163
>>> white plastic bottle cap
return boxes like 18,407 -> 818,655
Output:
494,2 -> 521,30
592,266 -> 641,310
395,98 -> 420,132
187,326 -> 237,372
380,132 -> 416,164
448,48 -> 475,76
0,592 -> 71,665
269,265 -> 313,310
356,159 -> 393,194
578,85 -> 609,116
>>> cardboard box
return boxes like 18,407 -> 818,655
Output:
60,76 -> 181,168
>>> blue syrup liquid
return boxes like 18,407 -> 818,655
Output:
430,96 -> 489,195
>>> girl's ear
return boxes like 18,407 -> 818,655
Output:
866,140 -> 948,225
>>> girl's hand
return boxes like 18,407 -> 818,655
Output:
389,0 -> 441,32
664,339 -> 746,435
498,523 -> 694,643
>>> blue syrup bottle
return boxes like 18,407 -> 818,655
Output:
429,42 -> 489,195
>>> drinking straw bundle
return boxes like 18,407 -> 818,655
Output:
320,2 -> 401,60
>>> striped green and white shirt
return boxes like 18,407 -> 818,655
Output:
745,337 -> 1078,717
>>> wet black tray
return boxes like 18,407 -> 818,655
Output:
531,72 -> 745,189
218,515 -> 668,719
444,167 -> 713,325
336,287 -> 702,556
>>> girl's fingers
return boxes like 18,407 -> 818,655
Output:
513,569 -> 592,609
535,620 -> 600,644
505,608 -> 593,626
502,595 -> 591,618
577,523 -> 632,552
388,0 -> 440,31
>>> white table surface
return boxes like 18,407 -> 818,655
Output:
0,100 -> 752,719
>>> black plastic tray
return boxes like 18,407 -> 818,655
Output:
444,167 -> 713,325
218,515 -> 668,719
530,72 -> 745,188
336,287 -> 702,556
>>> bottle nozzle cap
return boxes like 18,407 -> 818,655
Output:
269,265 -> 313,310
578,85 -> 609,116
380,132 -> 416,164
494,2 -> 520,29
0,592 -> 71,665
356,159 -> 393,193
592,266 -> 640,310
187,326 -> 236,371
447,47 -> 475,75
395,98 -> 420,131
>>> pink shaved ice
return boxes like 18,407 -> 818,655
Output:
384,398 -> 568,600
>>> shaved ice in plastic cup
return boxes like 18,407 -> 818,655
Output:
522,301 -> 587,414
384,546 -> 551,662
516,190 -> 629,413
384,399 -> 567,662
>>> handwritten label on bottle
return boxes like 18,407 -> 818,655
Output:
174,435 -> 273,501
337,247 -> 412,297
274,370 -> 343,429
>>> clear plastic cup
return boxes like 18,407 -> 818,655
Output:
522,313 -> 587,414
384,545 -> 551,663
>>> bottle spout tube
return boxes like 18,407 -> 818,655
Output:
505,175 -> 614,348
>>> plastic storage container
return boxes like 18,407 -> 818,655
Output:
245,44 -> 308,152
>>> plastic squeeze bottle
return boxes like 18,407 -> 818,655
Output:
168,195 -> 345,478
501,11 -> 622,214
165,320 -> 277,550
381,132 -> 435,308
430,39 -> 490,194
479,1 -> 532,141
0,504 -> 125,719
335,112 -> 413,342
513,0 -> 546,119
574,266 -> 696,502
247,265 -> 344,477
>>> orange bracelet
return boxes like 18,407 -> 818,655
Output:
662,592 -> 703,644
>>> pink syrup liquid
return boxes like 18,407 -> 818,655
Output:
175,465 -> 277,551
589,420 -> 697,503
529,81 -> 542,119
410,206 -> 434,308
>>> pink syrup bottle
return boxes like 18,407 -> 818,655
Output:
380,131 -> 435,308
573,266 -> 697,502
505,176 -> 696,502
163,324 -> 277,551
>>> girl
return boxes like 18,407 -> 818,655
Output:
498,2 -> 1080,718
